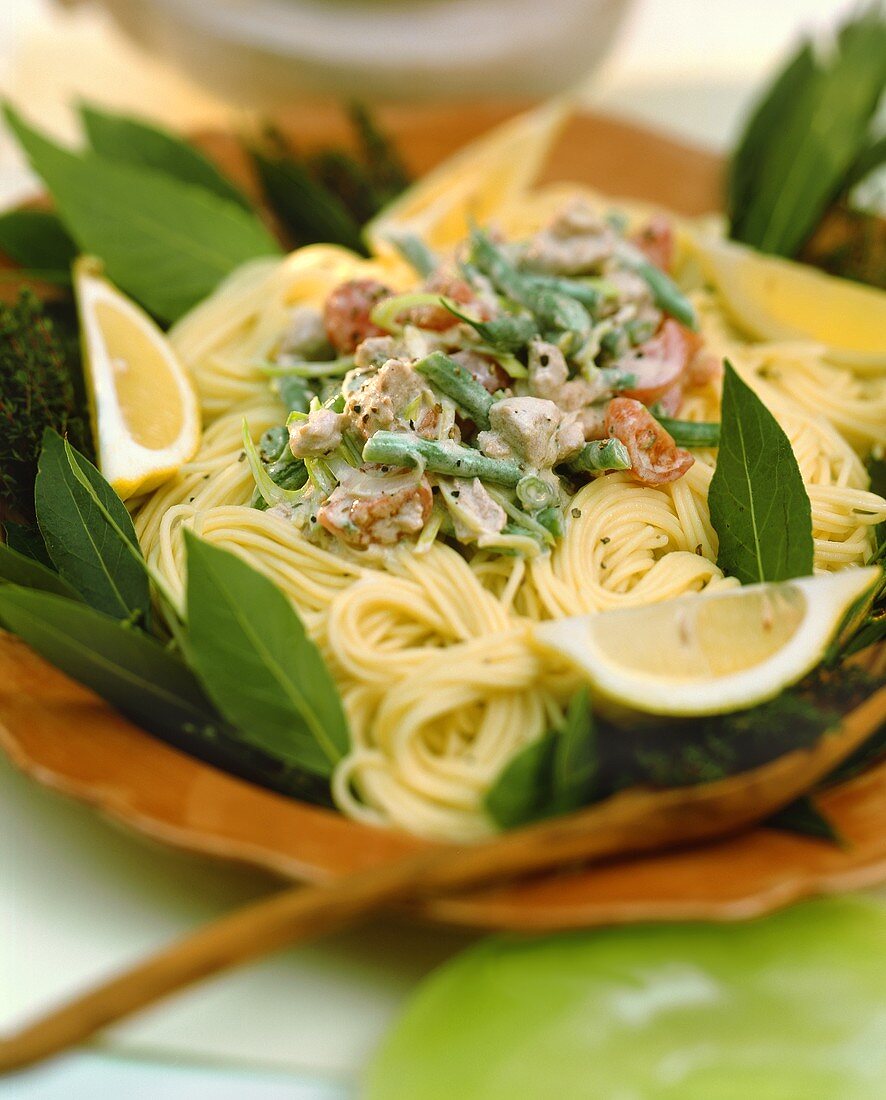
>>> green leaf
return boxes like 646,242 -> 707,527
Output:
253,151 -> 366,254
3,520 -> 54,569
183,533 -> 349,777
5,105 -> 281,323
549,687 -> 597,815
0,582 -> 237,750
867,454 -> 886,564
728,8 -> 886,256
486,688 -> 597,828
485,735 -> 554,829
0,209 -> 76,278
709,362 -> 813,584
80,104 -> 252,210
35,429 -> 151,622
766,796 -> 842,844
0,542 -> 81,603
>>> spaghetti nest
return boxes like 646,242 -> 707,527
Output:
133,190 -> 886,841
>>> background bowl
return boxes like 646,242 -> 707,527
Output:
88,0 -> 635,105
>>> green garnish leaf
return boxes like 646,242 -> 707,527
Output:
709,362 -> 813,584
0,584 -> 222,750
183,533 -> 350,777
866,453 -> 886,565
35,429 -> 151,623
253,150 -> 366,254
766,795 -> 842,844
728,6 -> 886,257
0,209 -> 76,280
2,521 -> 54,569
80,103 -> 252,210
484,736 -> 553,829
486,687 -> 597,828
4,104 -> 281,323
0,542 -> 82,605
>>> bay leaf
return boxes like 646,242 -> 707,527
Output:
35,429 -> 151,623
184,533 -> 349,777
708,362 -> 813,584
5,106 -> 280,323
81,104 -> 251,211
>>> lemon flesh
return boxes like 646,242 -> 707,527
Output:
366,99 -> 570,254
75,258 -> 201,499
533,568 -> 880,717
693,235 -> 886,372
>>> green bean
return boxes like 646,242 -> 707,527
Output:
524,274 -> 618,311
443,302 -> 538,352
516,473 -> 558,511
536,506 -> 563,538
618,246 -> 698,330
362,432 -> 522,486
470,228 -> 590,341
414,351 -> 494,429
385,231 -> 438,278
566,438 -> 631,474
656,417 -> 720,447
259,426 -> 290,463
274,375 -> 314,414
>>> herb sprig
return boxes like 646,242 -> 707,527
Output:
0,432 -> 351,805
728,4 -> 886,284
708,362 -> 814,585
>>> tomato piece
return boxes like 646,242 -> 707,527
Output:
631,214 -> 674,272
605,396 -> 694,485
406,274 -> 487,331
324,278 -> 392,354
619,319 -> 701,405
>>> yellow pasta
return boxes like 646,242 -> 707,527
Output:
133,204 -> 886,842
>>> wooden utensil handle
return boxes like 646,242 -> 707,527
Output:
3,684 -> 884,1074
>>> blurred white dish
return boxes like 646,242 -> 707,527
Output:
92,0 -> 635,104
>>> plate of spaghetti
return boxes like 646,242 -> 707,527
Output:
0,94 -> 884,931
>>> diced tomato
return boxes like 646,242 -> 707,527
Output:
631,215 -> 674,272
405,273 -> 487,331
620,319 -> 702,406
324,278 -> 392,354
605,397 -> 694,485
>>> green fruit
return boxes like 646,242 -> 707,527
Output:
366,897 -> 886,1100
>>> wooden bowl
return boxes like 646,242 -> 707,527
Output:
1,105 -> 884,931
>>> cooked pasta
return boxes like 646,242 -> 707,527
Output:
133,188 -> 886,841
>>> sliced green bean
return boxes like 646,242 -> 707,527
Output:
618,245 -> 698,330
470,228 -> 590,341
656,417 -> 720,447
362,432 -> 522,487
274,375 -> 314,414
566,438 -> 631,474
385,231 -> 438,278
414,351 -> 494,429
259,426 -> 290,463
443,302 -> 538,353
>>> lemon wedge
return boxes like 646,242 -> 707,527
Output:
533,568 -> 881,717
693,235 -> 886,373
366,99 -> 570,255
75,258 -> 201,500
